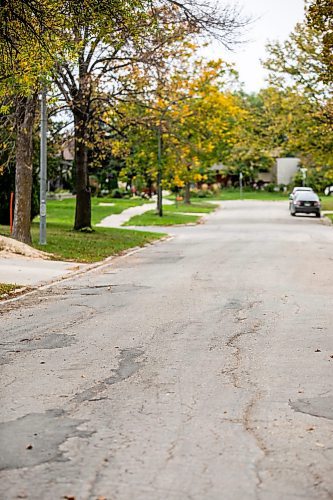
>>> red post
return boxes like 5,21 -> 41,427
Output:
10,192 -> 14,234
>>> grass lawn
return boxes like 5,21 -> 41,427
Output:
168,190 -> 289,203
321,197 -> 333,211
41,197 -> 151,226
197,190 -> 289,202
163,202 -> 219,214
0,223 -> 163,263
124,210 -> 200,226
0,197 -> 164,263
32,224 -> 163,262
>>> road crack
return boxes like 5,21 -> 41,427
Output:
221,299 -> 268,496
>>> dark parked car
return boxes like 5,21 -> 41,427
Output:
290,191 -> 321,217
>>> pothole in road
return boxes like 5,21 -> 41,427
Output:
290,396 -> 333,420
104,347 -> 144,385
0,409 -> 92,470
3,334 -> 77,354
72,347 -> 144,404
0,334 -> 77,365
224,299 -> 243,310
142,256 -> 184,265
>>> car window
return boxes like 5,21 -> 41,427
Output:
293,187 -> 313,193
294,192 -> 319,201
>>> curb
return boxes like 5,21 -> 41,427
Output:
0,235 -> 173,306
321,215 -> 333,226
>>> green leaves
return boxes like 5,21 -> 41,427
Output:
260,2 -> 333,184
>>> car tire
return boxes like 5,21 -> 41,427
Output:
316,213 -> 321,218
291,211 -> 296,216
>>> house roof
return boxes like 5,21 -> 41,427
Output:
257,172 -> 273,182
210,163 -> 229,171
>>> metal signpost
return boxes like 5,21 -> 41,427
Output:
39,88 -> 47,245
300,167 -> 307,187
239,171 -> 243,200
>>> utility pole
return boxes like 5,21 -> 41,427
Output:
157,122 -> 163,217
39,87 -> 47,245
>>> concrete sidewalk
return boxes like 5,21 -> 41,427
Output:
0,256 -> 87,287
96,198 -> 173,228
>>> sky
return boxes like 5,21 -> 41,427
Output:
204,0 -> 306,92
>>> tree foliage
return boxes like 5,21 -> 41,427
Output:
306,0 -> 333,85
261,3 -> 333,188
1,0 -> 249,237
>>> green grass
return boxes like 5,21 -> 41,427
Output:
163,202 -> 219,214
0,197 -> 163,263
31,224 -> 163,262
194,189 -> 289,202
0,223 -> 163,263
321,197 -> 333,211
124,210 -> 200,226
0,283 -> 21,298
123,201 -> 218,226
36,197 -> 150,226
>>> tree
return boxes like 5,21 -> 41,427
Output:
0,0 -> 68,243
0,1 -> 138,240
110,55 -> 243,206
0,34 -> 52,243
161,59 -> 243,201
52,0 -> 248,229
263,10 -> 333,187
264,18 -> 332,123
1,0 -> 248,240
52,3 -> 188,228
306,0 -> 333,85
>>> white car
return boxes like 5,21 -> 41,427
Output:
289,187 -> 314,201
324,186 -> 333,196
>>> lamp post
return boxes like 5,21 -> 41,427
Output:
39,87 -> 47,245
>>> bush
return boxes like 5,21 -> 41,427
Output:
191,189 -> 214,198
265,183 -> 276,192
111,188 -> 130,199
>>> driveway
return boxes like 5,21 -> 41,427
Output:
1,200 -> 332,500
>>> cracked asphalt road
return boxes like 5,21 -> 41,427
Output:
1,200 -> 333,500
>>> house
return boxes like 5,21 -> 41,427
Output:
210,163 -> 233,186
61,138 -> 75,161
275,158 -> 300,185
256,171 -> 274,187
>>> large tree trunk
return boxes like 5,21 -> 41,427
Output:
12,93 -> 38,244
73,111 -> 91,230
184,181 -> 191,205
